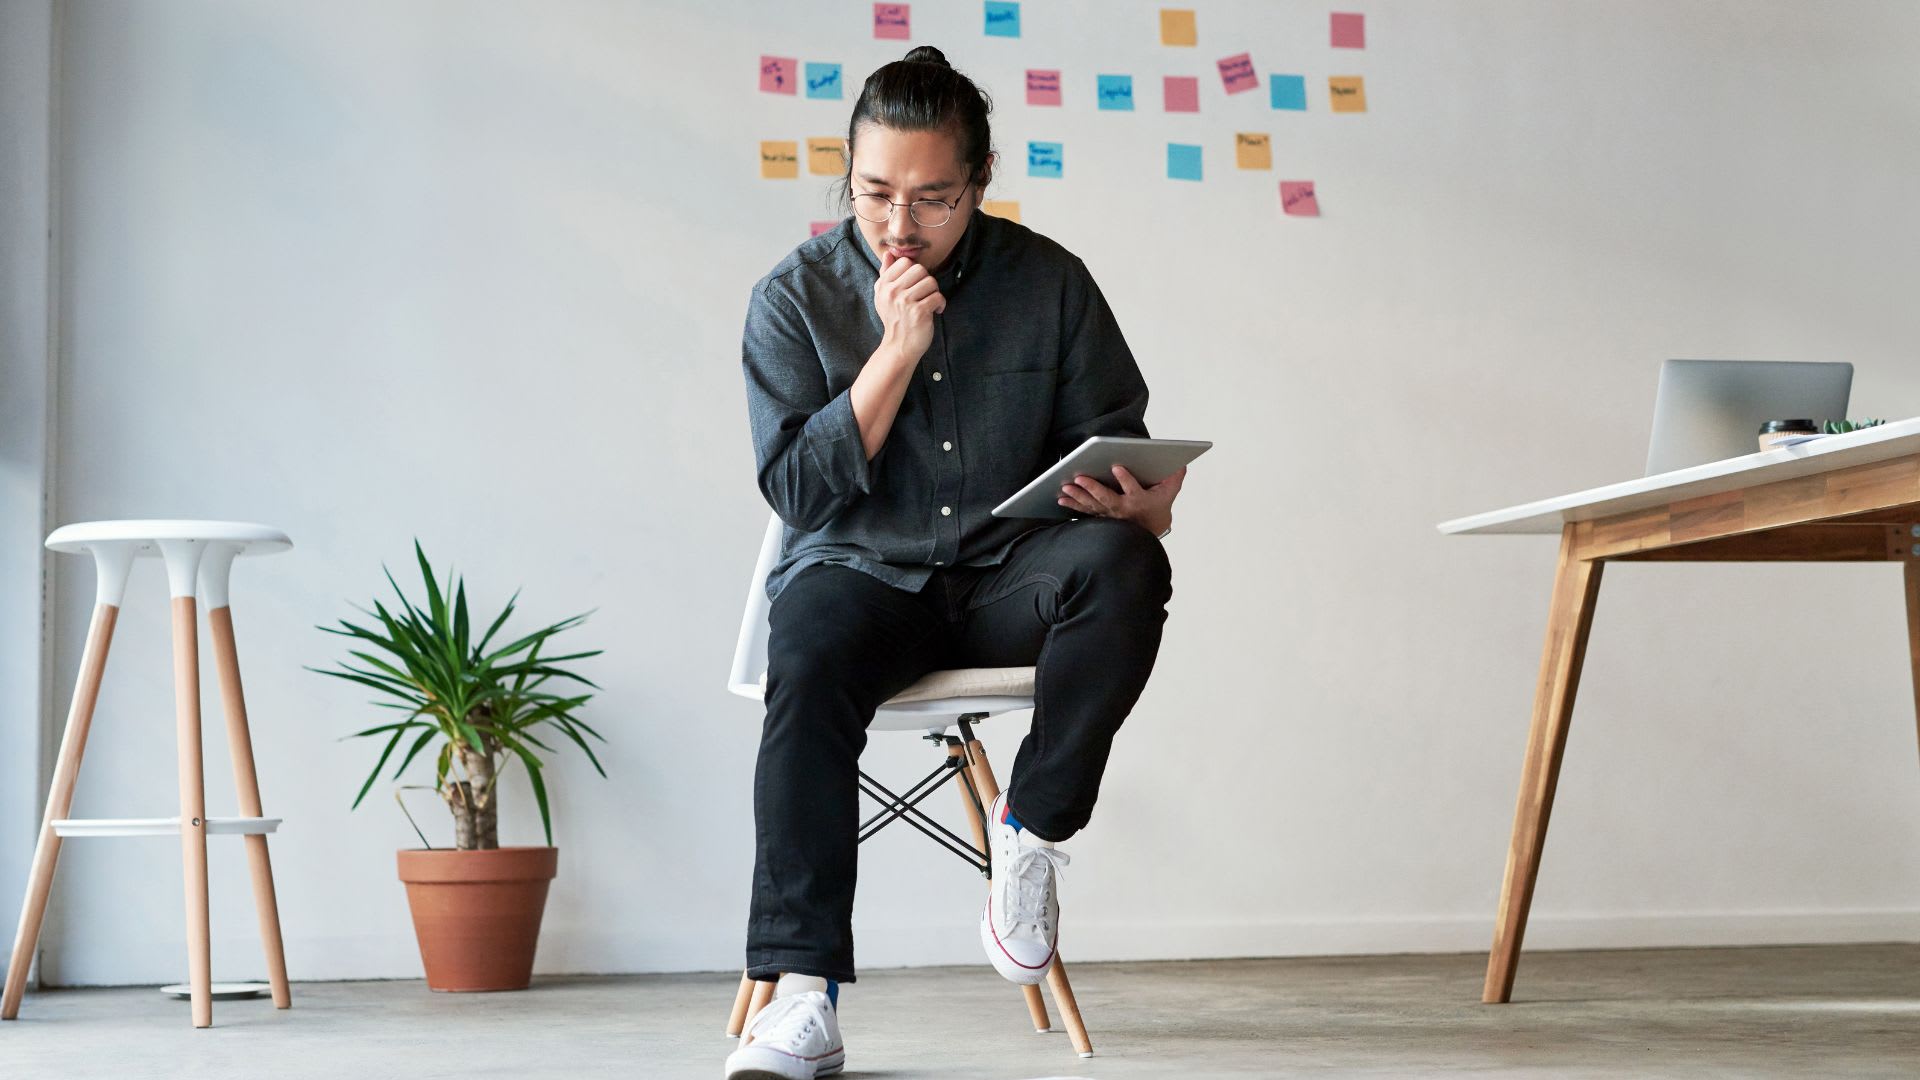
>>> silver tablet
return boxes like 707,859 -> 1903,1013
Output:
991,436 -> 1212,520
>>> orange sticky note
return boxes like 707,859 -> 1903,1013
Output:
981,200 -> 1021,223
1235,133 -> 1271,170
1328,76 -> 1367,113
1160,9 -> 1196,46
760,141 -> 799,179
807,138 -> 843,176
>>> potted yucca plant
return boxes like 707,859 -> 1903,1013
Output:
310,541 -> 605,991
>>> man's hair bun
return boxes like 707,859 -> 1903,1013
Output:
902,45 -> 950,67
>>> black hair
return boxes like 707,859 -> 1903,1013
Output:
836,45 -> 994,207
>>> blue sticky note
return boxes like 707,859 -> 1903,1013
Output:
1167,143 -> 1202,181
1269,74 -> 1307,111
805,63 -> 843,100
1028,141 -> 1063,178
984,1 -> 1021,37
1096,74 -> 1134,111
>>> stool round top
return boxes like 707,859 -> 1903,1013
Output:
46,520 -> 293,557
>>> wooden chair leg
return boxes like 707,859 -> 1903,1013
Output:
207,604 -> 292,1009
3,603 -> 120,1020
951,741 -> 1053,1034
1483,524 -> 1604,1004
170,595 -> 213,1028
1905,560 -> 1920,768
726,970 -> 756,1037
963,732 -> 1093,1056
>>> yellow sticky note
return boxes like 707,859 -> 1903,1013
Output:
807,138 -> 844,176
1328,76 -> 1367,113
1160,9 -> 1197,46
760,141 -> 799,179
981,200 -> 1021,223
1235,133 -> 1272,170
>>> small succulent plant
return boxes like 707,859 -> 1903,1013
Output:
1821,419 -> 1886,434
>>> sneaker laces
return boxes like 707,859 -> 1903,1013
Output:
1003,843 -> 1070,931
746,992 -> 828,1051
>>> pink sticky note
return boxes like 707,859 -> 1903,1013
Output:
1331,12 -> 1365,49
1280,181 -> 1320,217
760,55 -> 797,94
874,4 -> 911,40
1217,53 -> 1257,94
1163,76 -> 1200,112
1026,69 -> 1062,106
810,220 -> 840,237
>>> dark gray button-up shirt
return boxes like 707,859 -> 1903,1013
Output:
742,210 -> 1149,601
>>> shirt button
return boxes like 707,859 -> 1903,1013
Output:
942,441 -> 953,451
940,506 -> 952,516
931,371 -> 943,381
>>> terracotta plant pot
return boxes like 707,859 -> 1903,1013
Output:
396,846 -> 558,992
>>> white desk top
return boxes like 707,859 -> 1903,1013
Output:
1439,417 -> 1920,536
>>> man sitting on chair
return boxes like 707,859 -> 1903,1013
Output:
727,44 -> 1186,1080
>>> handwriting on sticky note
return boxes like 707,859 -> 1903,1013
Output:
760,141 -> 799,179
805,63 -> 842,100
1217,53 -> 1257,94
1163,76 -> 1199,112
1160,9 -> 1197,47
874,3 -> 910,40
759,56 -> 797,95
1269,74 -> 1307,111
1097,74 -> 1134,110
981,200 -> 1021,222
807,138 -> 843,176
1280,180 -> 1319,216
1331,12 -> 1365,49
984,1 -> 1021,38
1028,141 -> 1063,178
1328,76 -> 1366,112
1235,133 -> 1271,170
1027,69 -> 1061,106
1167,143 -> 1202,181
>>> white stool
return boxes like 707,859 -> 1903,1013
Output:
2,520 -> 294,1029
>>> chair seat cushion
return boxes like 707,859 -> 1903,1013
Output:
759,665 -> 1036,704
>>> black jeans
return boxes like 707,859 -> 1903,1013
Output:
745,517 -> 1174,984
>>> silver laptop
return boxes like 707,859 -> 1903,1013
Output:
1644,359 -> 1852,476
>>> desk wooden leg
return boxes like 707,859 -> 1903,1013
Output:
1484,525 -> 1604,1004
1905,561 -> 1920,766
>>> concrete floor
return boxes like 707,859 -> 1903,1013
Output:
4,944 -> 1917,1078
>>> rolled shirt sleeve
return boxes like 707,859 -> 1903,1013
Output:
1047,258 -> 1150,460
742,281 -> 873,532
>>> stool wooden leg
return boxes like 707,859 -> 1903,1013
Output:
951,740 -> 1054,1034
3,603 -> 120,1020
962,732 -> 1092,1056
207,604 -> 291,1009
1483,525 -> 1604,1004
170,594 -> 213,1028
726,969 -> 756,1036
743,976 -> 776,1031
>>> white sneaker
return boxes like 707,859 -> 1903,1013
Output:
979,791 -> 1070,985
724,989 -> 844,1080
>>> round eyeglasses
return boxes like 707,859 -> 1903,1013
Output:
850,179 -> 973,228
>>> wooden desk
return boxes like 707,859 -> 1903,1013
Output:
1439,417 -> 1920,1003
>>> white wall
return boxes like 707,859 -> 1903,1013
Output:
23,0 -> 1920,986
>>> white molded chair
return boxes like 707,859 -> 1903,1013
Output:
723,512 -> 1094,1058
4,520 -> 294,1030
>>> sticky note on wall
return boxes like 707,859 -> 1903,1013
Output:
760,141 -> 799,179
984,1 -> 1021,37
1269,74 -> 1307,110
1329,76 -> 1367,112
1027,69 -> 1061,105
760,56 -> 797,94
1235,133 -> 1271,170
981,200 -> 1021,222
807,138 -> 844,176
1160,9 -> 1197,46
810,221 -> 840,237
806,63 -> 843,100
1163,76 -> 1199,112
1097,74 -> 1135,110
1331,12 -> 1365,49
1167,143 -> 1202,181
1217,53 -> 1257,94
1280,180 -> 1319,216
874,3 -> 910,40
1028,141 -> 1063,178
